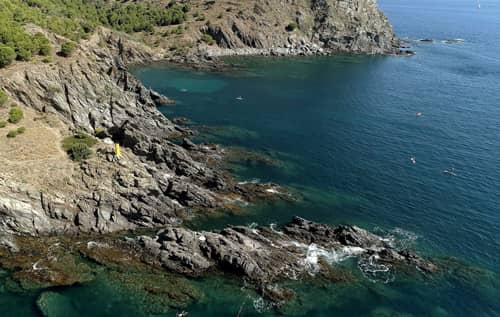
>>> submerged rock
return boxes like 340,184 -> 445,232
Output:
36,291 -> 77,317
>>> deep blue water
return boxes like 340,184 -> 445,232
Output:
134,0 -> 500,315
135,0 -> 500,272
2,0 -> 500,316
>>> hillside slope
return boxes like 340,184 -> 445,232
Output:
142,0 -> 401,58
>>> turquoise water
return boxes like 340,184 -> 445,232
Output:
2,0 -> 500,316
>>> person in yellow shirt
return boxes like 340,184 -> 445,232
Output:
115,143 -> 121,160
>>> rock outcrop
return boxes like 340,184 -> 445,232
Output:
176,0 -> 402,59
0,3 -> 432,310
0,29 -> 277,235
133,217 -> 437,303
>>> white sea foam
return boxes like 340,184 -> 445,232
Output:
32,259 -> 47,271
253,297 -> 269,313
237,178 -> 260,185
269,223 -> 284,235
247,223 -> 259,236
281,241 -> 367,275
358,255 -> 395,284
374,226 -> 419,250
265,188 -> 280,194
87,241 -> 110,249
223,196 -> 249,207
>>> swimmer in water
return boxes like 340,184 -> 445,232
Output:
443,167 -> 457,176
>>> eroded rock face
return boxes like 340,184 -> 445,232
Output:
0,217 -> 437,307
195,0 -> 400,58
0,29 -> 278,235
134,217 -> 437,302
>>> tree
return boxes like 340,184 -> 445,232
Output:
34,33 -> 52,56
0,45 -> 16,68
59,41 -> 76,57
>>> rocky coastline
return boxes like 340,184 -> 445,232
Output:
0,0 -> 429,313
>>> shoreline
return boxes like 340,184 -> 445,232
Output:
0,0 -> 420,310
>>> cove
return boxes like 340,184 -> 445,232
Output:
130,1 -> 500,315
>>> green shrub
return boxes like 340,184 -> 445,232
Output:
63,132 -> 97,151
34,33 -> 52,56
67,143 -> 92,161
94,127 -> 106,138
201,34 -> 215,45
0,89 -> 8,106
17,126 -> 26,134
15,47 -> 32,61
286,22 -> 299,32
59,42 -> 76,57
6,130 -> 17,138
0,46 -> 16,68
63,132 -> 97,161
0,121 -> 7,128
8,107 -> 24,124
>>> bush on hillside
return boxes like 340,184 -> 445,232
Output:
17,126 -> 26,134
8,107 -> 24,124
67,143 -> 92,161
34,33 -> 52,56
63,132 -> 97,150
63,132 -> 97,161
6,130 -> 18,138
0,89 -> 8,106
286,22 -> 298,32
0,121 -> 7,128
201,34 -> 215,45
59,41 -> 76,57
0,46 -> 16,68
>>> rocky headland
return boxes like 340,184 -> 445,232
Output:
0,0 -> 427,312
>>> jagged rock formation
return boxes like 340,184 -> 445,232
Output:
133,217 -> 437,302
0,0 -> 406,236
176,0 -> 401,59
0,29 -> 275,235
0,2 -> 432,309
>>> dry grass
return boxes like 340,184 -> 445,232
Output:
0,106 -> 75,191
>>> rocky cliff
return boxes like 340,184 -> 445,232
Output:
0,28 -> 277,235
0,0 -> 403,235
164,0 -> 402,59
0,1 -> 430,310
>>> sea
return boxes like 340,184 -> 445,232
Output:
2,0 -> 500,316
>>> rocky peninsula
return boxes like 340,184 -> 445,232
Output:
0,0 -> 428,313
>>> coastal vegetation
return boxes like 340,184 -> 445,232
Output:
0,0 -> 188,67
201,34 -> 216,45
0,89 -> 8,106
5,126 -> 26,138
63,132 -> 97,161
0,45 -> 16,67
6,129 -> 18,138
59,41 -> 76,57
8,107 -> 24,124
286,22 -> 299,31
